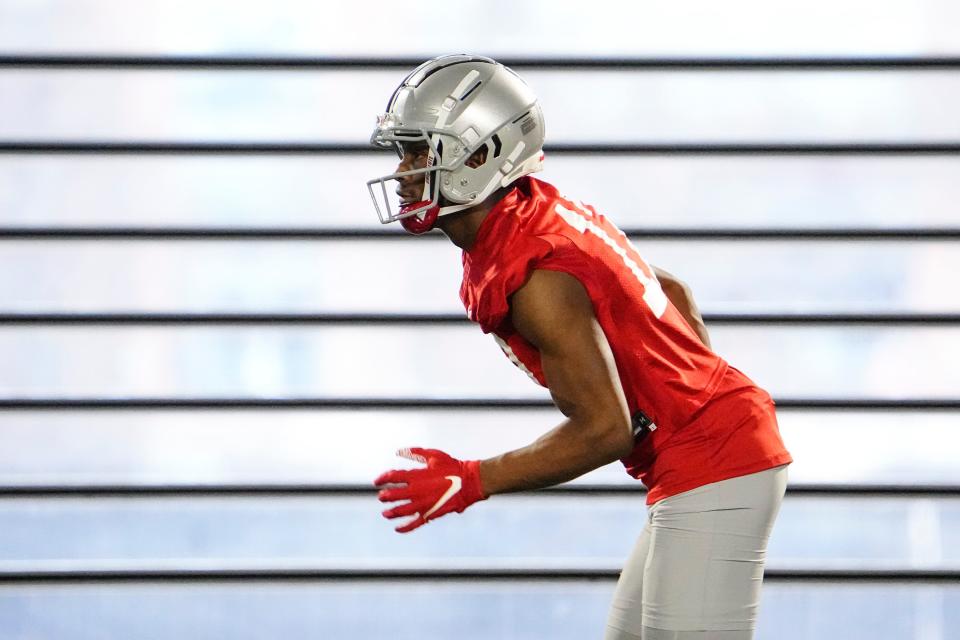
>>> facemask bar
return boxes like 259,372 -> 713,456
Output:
367,165 -> 432,224
367,127 -> 451,224
367,123 -> 487,224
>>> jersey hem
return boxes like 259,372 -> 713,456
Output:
645,453 -> 793,506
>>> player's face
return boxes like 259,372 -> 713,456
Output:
394,141 -> 430,204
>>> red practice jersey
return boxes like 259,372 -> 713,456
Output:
460,177 -> 792,504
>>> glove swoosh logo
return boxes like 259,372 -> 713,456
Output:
423,475 -> 462,520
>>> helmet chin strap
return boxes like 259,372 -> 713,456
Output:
397,198 -> 475,234
399,200 -> 440,234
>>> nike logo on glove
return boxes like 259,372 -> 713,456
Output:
422,475 -> 462,520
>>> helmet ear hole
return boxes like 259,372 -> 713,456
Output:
465,145 -> 488,169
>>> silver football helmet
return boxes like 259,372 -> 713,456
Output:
367,54 -> 545,233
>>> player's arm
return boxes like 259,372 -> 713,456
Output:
652,265 -> 711,348
478,269 -> 635,496
374,269 -> 634,531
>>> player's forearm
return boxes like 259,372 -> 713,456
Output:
478,416 -> 632,496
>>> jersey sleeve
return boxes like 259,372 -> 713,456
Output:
529,234 -> 597,290
470,234 -> 556,333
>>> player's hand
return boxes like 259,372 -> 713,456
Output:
374,447 -> 487,533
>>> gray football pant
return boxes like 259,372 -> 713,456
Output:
604,465 -> 789,640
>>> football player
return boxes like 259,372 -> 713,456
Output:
369,54 -> 792,640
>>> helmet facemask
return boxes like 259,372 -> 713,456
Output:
366,124 -> 478,234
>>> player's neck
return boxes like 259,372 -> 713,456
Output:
436,187 -> 510,251
435,207 -> 488,251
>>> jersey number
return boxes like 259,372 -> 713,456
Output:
554,203 -> 668,318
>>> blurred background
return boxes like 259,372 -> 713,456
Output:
0,0 -> 959,638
